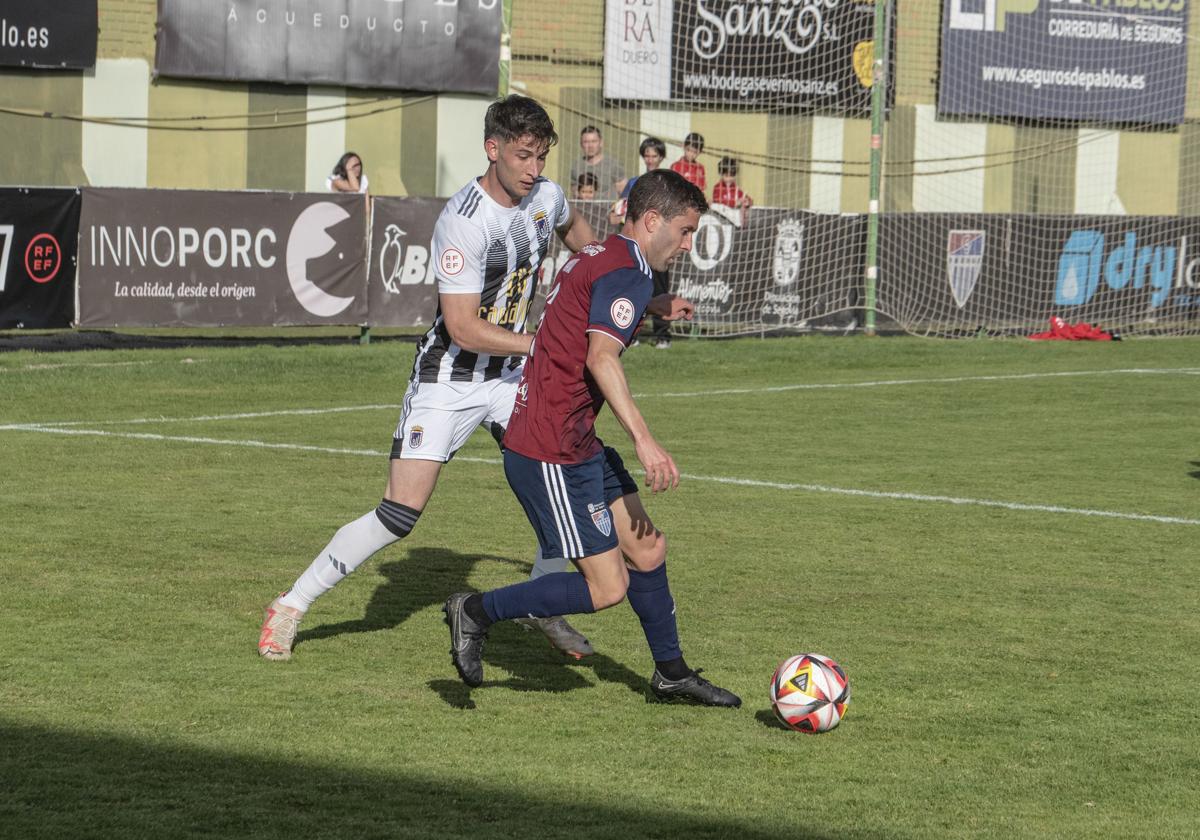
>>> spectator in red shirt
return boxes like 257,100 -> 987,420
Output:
712,157 -> 752,214
670,132 -> 706,191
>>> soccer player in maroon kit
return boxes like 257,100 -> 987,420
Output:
444,170 -> 741,707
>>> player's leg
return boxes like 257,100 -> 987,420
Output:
443,449 -> 622,686
258,384 -> 471,660
605,449 -> 740,707
259,457 -> 441,660
483,383 -> 595,658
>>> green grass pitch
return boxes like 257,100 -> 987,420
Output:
1,335 -> 1197,839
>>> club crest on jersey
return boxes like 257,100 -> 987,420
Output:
588,502 -> 612,537
408,426 -> 424,449
533,210 -> 548,240
610,298 -> 635,329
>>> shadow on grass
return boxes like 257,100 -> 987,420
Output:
1190,461 -> 1200,479
293,547 -> 527,648
295,546 -> 649,704
0,720 -> 861,840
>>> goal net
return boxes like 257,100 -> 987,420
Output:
509,0 -> 1200,338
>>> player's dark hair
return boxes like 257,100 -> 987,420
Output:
581,125 -> 602,138
718,156 -> 738,177
484,95 -> 559,148
332,151 -> 362,178
639,136 -> 667,159
683,131 -> 705,151
576,172 -> 599,189
626,169 -> 707,224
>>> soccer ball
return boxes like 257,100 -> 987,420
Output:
770,653 -> 850,733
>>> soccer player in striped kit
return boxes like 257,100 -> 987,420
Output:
443,170 -> 741,707
259,95 -> 597,660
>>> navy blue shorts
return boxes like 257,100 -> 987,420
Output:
503,446 -> 639,561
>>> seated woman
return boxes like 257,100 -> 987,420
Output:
327,152 -> 369,194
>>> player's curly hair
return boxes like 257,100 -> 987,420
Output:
626,169 -> 708,224
484,95 -> 559,148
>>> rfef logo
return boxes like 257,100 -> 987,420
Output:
1054,228 -> 1196,308
0,226 -> 63,291
26,233 -> 62,283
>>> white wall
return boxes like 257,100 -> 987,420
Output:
305,87 -> 346,192
82,59 -> 149,187
911,104 -> 987,212
436,95 -> 491,197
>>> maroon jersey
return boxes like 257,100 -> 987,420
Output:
504,234 -> 654,464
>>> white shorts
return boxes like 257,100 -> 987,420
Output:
390,377 -> 519,463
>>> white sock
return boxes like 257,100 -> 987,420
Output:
280,511 -> 399,611
529,544 -> 569,580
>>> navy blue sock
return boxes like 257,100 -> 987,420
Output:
482,571 -> 596,623
626,563 -> 683,662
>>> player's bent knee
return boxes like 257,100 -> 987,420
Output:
591,583 -> 628,611
624,533 -> 667,572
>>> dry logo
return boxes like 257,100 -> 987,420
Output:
1055,228 -> 1200,308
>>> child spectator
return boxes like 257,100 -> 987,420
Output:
575,172 -> 599,200
712,157 -> 752,211
610,137 -> 667,227
613,137 -> 675,350
670,132 -> 706,191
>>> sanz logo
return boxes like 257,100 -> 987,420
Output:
1055,229 -> 1199,309
948,0 -> 1038,32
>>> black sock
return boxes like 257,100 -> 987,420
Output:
655,657 -> 691,680
464,593 -> 494,628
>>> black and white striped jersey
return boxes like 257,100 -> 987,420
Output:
411,176 -> 570,384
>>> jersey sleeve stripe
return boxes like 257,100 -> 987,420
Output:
458,190 -> 482,218
634,247 -> 650,277
586,326 -> 628,346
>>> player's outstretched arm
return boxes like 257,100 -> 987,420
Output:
558,206 -> 597,253
647,294 -> 695,322
585,332 -> 679,493
442,293 -> 535,357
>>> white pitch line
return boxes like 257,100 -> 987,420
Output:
6,366 -> 1197,430
9,404 -> 404,429
0,360 -> 156,374
5,423 -> 1197,527
0,425 -> 384,456
680,473 -> 1200,527
646,367 -> 1200,399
